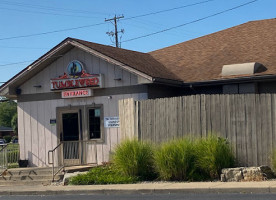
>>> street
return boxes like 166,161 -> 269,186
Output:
0,193 -> 276,200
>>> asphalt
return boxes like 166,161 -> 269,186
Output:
1,181 -> 276,195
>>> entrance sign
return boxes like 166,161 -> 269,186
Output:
104,117 -> 120,128
62,89 -> 92,98
50,60 -> 103,90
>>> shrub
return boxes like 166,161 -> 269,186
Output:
154,138 -> 196,181
271,149 -> 276,171
7,150 -> 19,163
69,164 -> 138,185
112,139 -> 155,180
3,136 -> 11,143
194,135 -> 235,179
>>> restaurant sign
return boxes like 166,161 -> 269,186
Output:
61,89 -> 92,99
50,60 -> 103,90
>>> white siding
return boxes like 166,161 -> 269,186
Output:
17,46 -> 149,167
18,93 -> 148,166
20,47 -> 140,94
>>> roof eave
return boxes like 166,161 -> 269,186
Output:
183,74 -> 276,87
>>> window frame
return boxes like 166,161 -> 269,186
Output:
86,104 -> 104,142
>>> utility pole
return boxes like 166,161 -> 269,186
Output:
105,15 -> 124,48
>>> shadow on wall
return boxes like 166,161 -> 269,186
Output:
27,151 -> 47,167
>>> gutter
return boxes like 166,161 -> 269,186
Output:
182,74 -> 276,87
152,77 -> 183,86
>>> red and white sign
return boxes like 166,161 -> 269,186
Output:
61,89 -> 92,99
51,60 -> 103,90
50,72 -> 103,90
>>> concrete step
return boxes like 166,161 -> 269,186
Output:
4,167 -> 62,176
0,180 -> 53,186
0,165 -> 94,186
0,174 -> 63,181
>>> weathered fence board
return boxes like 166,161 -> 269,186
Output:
119,94 -> 276,167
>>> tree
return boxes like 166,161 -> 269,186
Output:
0,100 -> 17,128
11,113 -> 18,134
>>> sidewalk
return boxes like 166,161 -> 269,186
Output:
1,181 -> 276,195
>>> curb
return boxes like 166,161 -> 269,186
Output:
0,186 -> 276,196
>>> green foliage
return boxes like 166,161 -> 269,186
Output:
69,164 -> 138,185
0,101 -> 17,128
7,150 -> 19,163
112,139 -> 156,180
154,138 -> 196,181
3,135 -> 11,143
11,113 -> 18,134
194,135 -> 235,179
271,149 -> 276,172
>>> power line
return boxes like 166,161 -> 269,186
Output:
0,22 -> 106,41
123,0 -> 215,21
0,0 -> 258,67
0,45 -> 49,50
0,7 -> 103,19
0,0 -> 216,42
122,0 -> 258,43
0,0 -> 108,15
0,60 -> 35,67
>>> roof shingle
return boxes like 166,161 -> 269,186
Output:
149,18 -> 276,83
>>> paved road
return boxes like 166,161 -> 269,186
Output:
1,193 -> 276,200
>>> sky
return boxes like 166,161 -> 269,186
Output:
0,0 -> 275,84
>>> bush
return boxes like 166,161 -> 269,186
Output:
112,139 -> 156,180
3,136 -> 11,143
154,138 -> 196,181
194,135 -> 235,179
271,149 -> 276,171
69,164 -> 138,185
7,150 -> 19,163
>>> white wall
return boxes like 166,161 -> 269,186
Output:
17,46 -> 149,167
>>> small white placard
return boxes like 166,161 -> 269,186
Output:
104,117 -> 120,128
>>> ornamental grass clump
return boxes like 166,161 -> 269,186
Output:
194,135 -> 235,179
271,149 -> 276,172
69,164 -> 138,185
112,139 -> 156,180
154,138 -> 196,181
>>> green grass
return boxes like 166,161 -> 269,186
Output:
69,164 -> 138,185
112,139 -> 156,180
0,144 -> 19,168
194,135 -> 235,179
154,138 -> 196,181
271,149 -> 276,172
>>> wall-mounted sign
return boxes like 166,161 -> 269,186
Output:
104,117 -> 120,128
50,60 -> 103,90
62,89 -> 92,99
50,119 -> 56,126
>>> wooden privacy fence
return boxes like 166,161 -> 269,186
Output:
119,94 -> 276,167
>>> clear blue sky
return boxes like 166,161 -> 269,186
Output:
0,0 -> 275,84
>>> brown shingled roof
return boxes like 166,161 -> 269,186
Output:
149,18 -> 276,83
72,38 -> 181,81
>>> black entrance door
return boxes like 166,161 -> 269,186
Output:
62,113 -> 79,142
59,109 -> 82,165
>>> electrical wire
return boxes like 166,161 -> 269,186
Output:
0,0 -> 258,67
0,0 -> 108,15
0,22 -> 106,41
123,0 -> 215,21
0,7 -> 103,19
0,0 -> 216,41
122,0 -> 258,43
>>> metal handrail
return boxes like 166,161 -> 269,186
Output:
48,142 -> 65,182
48,140 -> 98,182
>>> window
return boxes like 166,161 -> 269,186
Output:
88,108 -> 102,139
